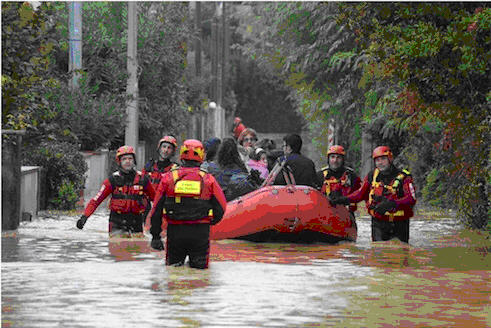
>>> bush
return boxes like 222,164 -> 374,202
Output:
22,141 -> 87,209
421,168 -> 454,208
43,78 -> 127,151
51,179 -> 80,210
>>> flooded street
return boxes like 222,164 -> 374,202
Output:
2,210 -> 490,327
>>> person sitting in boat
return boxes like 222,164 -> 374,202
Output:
201,137 -> 221,175
214,137 -> 262,201
237,127 -> 258,169
317,145 -> 361,227
329,146 -> 416,243
273,134 -> 321,188
247,147 -> 269,180
76,145 -> 156,236
256,138 -> 282,172
146,139 -> 227,269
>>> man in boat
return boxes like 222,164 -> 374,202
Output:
273,134 -> 321,188
142,135 -> 180,191
329,146 -> 416,243
318,145 -> 361,227
76,145 -> 156,236
146,139 -> 227,269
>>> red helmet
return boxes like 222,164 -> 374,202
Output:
180,139 -> 205,163
372,146 -> 393,162
116,145 -> 136,164
327,145 -> 345,157
238,128 -> 257,145
234,117 -> 242,125
157,135 -> 177,151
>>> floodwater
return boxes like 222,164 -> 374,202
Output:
2,209 -> 490,328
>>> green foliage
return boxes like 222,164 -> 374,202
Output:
51,179 -> 80,210
2,2 -> 60,130
338,3 -> 490,228
422,169 -> 451,207
39,78 -> 127,151
22,142 -> 87,210
234,2 -> 365,151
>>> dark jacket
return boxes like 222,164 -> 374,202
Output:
273,153 -> 320,188
213,163 -> 257,201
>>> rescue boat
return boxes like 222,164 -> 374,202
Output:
210,163 -> 357,243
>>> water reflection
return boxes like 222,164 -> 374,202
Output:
2,211 -> 489,327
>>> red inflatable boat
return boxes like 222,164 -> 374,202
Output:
210,184 -> 357,243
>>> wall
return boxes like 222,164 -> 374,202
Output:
2,131 -> 24,231
80,144 -> 146,206
20,166 -> 41,221
81,150 -> 109,207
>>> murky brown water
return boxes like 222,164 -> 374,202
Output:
2,210 -> 490,327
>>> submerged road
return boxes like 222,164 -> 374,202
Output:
2,210 -> 489,327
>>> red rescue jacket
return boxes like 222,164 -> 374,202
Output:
346,167 -> 416,222
146,166 -> 227,237
319,166 -> 361,212
142,160 -> 179,191
83,170 -> 156,218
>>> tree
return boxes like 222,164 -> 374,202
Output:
338,3 -> 490,228
232,2 -> 370,165
2,2 -> 59,130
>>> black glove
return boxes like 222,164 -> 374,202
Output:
150,237 -> 164,251
328,192 -> 350,206
374,200 -> 396,215
76,215 -> 87,229
373,195 -> 385,203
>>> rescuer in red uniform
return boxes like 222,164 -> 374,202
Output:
142,135 -> 179,191
317,145 -> 361,227
329,146 -> 416,243
146,139 -> 227,269
76,146 -> 156,235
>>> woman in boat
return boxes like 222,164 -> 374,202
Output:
214,137 -> 261,201
237,127 -> 258,168
201,137 -> 221,175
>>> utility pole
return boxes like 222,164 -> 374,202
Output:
210,3 -> 219,140
326,109 -> 335,149
194,2 -> 204,140
125,2 -> 139,154
68,2 -> 82,89
220,2 -> 228,137
361,126 -> 373,178
211,2 -> 226,139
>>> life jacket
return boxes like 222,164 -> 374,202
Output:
143,160 -> 178,189
321,166 -> 357,212
162,168 -> 214,223
109,171 -> 147,215
367,168 -> 413,221
321,166 -> 353,195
